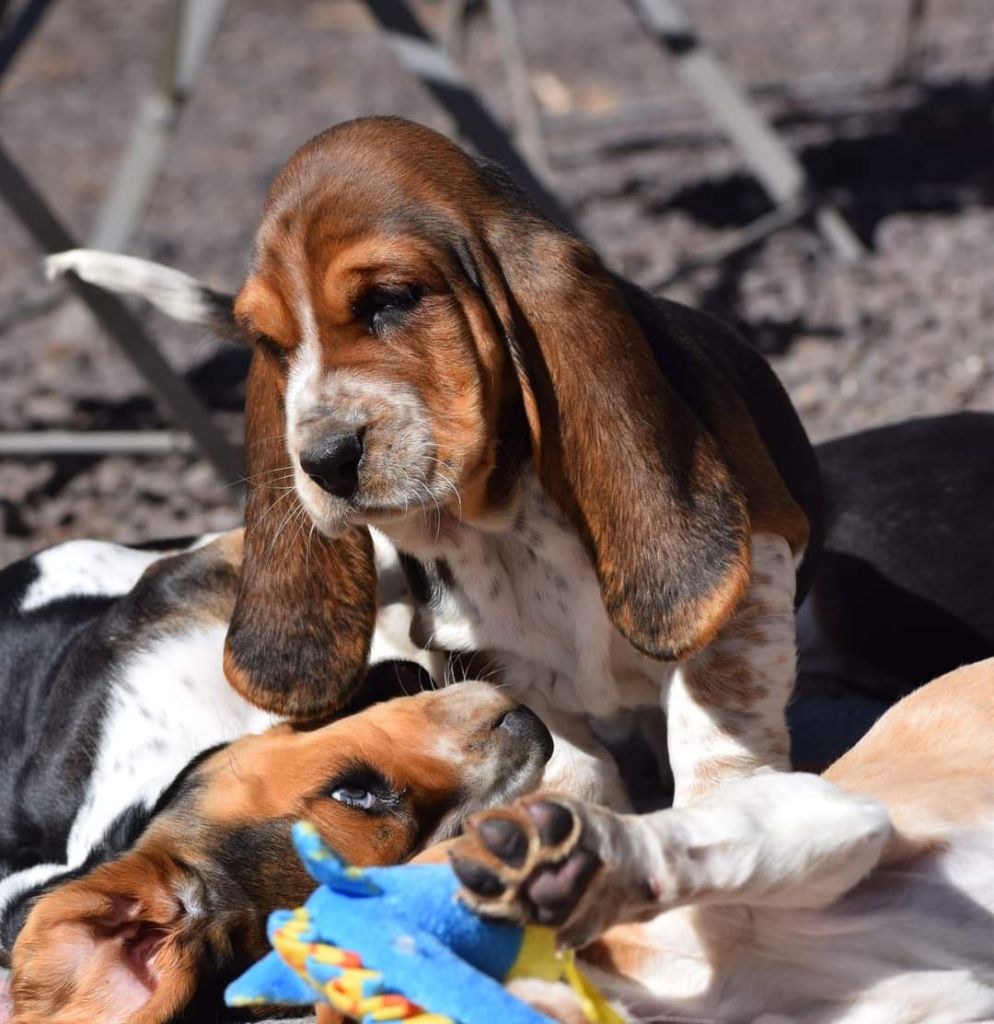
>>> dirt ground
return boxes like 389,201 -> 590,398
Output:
2,0 -> 992,564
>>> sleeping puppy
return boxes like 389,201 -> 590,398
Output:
49,117 -> 824,823
455,658 -> 994,1023
0,534 -> 552,1023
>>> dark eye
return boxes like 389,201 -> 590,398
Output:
357,284 -> 423,336
325,765 -> 401,814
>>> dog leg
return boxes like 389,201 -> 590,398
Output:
667,532 -> 797,806
451,772 -> 891,949
506,979 -> 623,1023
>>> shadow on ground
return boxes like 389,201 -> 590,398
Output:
646,76 -> 994,352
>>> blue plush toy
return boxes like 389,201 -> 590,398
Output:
225,822 -> 624,1024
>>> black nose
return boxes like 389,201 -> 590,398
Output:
496,706 -> 554,764
300,434 -> 364,499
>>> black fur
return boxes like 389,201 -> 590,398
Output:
799,411 -> 994,699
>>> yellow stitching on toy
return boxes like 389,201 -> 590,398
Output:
506,926 -> 560,984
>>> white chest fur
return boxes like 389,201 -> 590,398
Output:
387,471 -> 670,717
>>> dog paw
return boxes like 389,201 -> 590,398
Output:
450,794 -> 641,947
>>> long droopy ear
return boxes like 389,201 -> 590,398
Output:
224,348 -> 377,720
479,226 -> 754,661
10,852 -> 196,1024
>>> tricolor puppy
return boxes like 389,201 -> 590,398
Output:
0,533 -> 553,1024
49,116 -> 822,819
456,659 -> 994,1023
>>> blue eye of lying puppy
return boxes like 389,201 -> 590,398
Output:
331,787 -> 378,810
327,765 -> 402,813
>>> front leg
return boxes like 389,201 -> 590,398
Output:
668,531 -> 797,806
451,772 -> 892,949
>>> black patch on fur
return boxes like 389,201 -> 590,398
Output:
399,555 -> 455,613
799,412 -> 994,701
0,801 -> 152,950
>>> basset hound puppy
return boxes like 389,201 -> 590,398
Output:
44,119 -> 821,971
227,118 -> 821,807
0,533 -> 553,1024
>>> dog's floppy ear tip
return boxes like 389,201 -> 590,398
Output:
604,539 -> 753,663
221,639 -> 365,722
223,512 -> 377,722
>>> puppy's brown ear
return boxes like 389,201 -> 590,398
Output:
10,851 -> 197,1024
224,348 -> 377,720
481,228 -> 753,661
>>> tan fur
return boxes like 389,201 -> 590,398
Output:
825,656 -> 994,862
234,276 -> 295,349
11,845 -> 200,1024
569,661 -> 994,1012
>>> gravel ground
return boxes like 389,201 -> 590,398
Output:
2,0 -> 993,563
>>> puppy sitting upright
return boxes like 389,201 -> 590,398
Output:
217,116 -> 820,813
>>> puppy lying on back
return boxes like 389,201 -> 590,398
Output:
0,535 -> 553,1023
455,659 -> 994,1023
0,527 -> 424,950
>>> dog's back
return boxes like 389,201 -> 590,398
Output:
0,538 -> 196,874
826,657 -> 994,858
765,661 -> 994,1021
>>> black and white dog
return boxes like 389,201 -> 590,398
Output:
0,527 -> 447,956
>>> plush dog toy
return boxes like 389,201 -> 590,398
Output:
225,822 -> 623,1024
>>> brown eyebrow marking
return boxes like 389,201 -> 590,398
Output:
234,276 -> 297,348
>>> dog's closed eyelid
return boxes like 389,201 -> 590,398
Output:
353,283 -> 425,335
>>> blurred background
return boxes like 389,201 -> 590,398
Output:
1,0 -> 992,564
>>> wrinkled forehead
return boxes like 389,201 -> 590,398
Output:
265,120 -> 486,216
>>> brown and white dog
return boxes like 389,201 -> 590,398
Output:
48,117 -> 822,826
459,659 -> 994,1023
